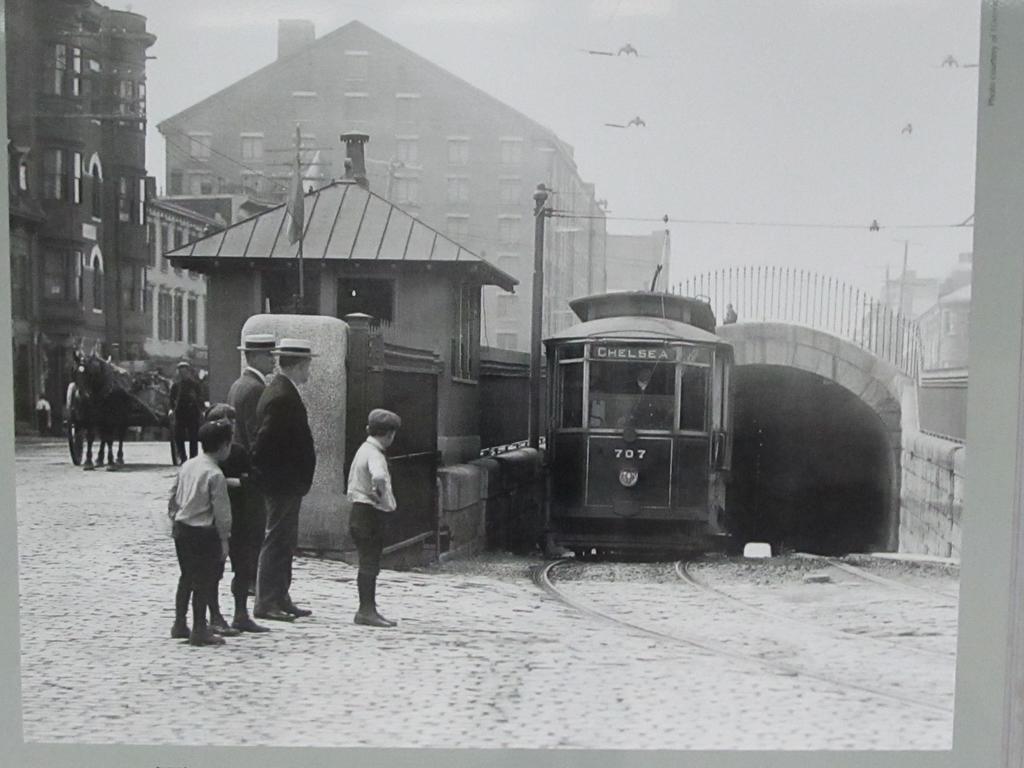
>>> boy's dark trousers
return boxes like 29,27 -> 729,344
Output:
173,521 -> 221,631
231,484 -> 265,610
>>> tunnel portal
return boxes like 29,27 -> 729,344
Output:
727,364 -> 895,555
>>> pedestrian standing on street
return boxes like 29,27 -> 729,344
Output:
35,395 -> 52,436
167,419 -> 234,647
724,304 -> 738,324
170,361 -> 203,462
347,409 -> 402,628
225,333 -> 278,627
251,339 -> 318,623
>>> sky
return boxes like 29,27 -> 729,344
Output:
125,0 -> 982,297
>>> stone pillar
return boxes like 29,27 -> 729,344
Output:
240,314 -> 349,551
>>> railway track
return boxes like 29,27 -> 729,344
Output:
798,554 -> 959,604
674,560 -> 956,659
534,559 -> 951,715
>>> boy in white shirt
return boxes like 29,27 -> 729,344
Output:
168,419 -> 233,646
346,409 -> 401,628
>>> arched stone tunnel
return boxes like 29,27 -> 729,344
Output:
717,324 -> 908,555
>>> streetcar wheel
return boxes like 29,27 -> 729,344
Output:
67,423 -> 83,466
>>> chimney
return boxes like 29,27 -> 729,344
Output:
278,19 -> 315,60
340,132 -> 369,189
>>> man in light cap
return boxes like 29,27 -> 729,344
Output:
251,339 -> 317,622
346,408 -> 402,627
224,334 -> 277,631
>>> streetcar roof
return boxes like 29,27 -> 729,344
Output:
544,315 -> 728,346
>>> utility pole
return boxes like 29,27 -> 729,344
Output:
529,184 -> 549,450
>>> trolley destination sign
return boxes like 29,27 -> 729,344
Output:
591,344 -> 676,361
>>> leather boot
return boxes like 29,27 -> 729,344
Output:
189,621 -> 225,646
232,594 -> 269,633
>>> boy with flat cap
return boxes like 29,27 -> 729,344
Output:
347,408 -> 402,628
251,338 -> 317,622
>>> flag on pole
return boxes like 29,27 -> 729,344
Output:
286,125 -> 304,245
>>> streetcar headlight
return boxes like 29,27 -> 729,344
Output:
618,469 -> 639,487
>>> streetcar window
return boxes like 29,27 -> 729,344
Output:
559,362 -> 583,428
557,343 -> 584,361
680,365 -> 708,432
588,361 -> 674,430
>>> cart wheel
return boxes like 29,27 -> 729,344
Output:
67,422 -> 84,466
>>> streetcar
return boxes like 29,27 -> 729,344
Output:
543,291 -> 734,556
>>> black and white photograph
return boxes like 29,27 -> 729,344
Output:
4,0 -> 1024,763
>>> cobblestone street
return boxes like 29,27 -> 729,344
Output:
17,441 -> 957,750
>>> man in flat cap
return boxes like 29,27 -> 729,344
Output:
169,360 -> 204,463
224,334 -> 277,631
251,339 -> 317,622
346,408 -> 402,628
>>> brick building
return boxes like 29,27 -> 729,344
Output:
143,199 -> 218,373
157,19 -> 606,352
6,0 -> 155,428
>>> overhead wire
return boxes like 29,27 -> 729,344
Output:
547,211 -> 974,231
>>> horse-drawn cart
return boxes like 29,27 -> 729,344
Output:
65,352 -> 179,468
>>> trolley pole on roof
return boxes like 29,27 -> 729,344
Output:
529,184 -> 550,450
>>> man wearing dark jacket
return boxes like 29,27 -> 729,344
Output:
225,333 -> 277,630
170,361 -> 204,462
251,338 -> 317,622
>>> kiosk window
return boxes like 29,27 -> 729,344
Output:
559,362 -> 583,428
588,361 -> 675,430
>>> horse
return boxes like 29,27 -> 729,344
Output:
70,350 -> 130,470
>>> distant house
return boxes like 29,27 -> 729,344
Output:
919,283 -> 971,372
157,18 -> 605,352
166,140 -> 517,464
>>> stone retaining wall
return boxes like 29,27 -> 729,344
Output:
899,431 -> 965,559
436,448 -> 545,559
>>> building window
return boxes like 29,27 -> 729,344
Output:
446,214 -> 470,242
48,44 -> 67,95
137,177 -> 146,224
43,148 -> 65,200
453,282 -> 478,380
187,173 -> 214,195
71,152 -> 83,204
143,284 -> 153,315
497,253 -> 519,275
395,93 -> 419,122
336,278 -> 394,323
187,295 -> 198,344
499,178 -> 521,205
11,239 -> 29,319
496,332 -> 518,349
241,172 -> 262,195
117,177 -> 130,221
500,138 -> 524,165
169,171 -> 182,195
137,82 -> 147,118
344,93 -> 369,122
188,133 -> 212,160
43,250 -> 72,301
496,294 -> 518,319
240,134 -> 264,161
173,293 -> 184,342
448,139 -> 470,166
158,291 -> 173,340
17,157 -> 29,192
91,253 -> 104,310
90,160 -> 102,218
396,137 -> 418,165
74,250 -> 85,303
446,176 -> 470,204
345,51 -> 369,79
393,177 -> 419,205
147,223 -> 157,267
71,47 -> 82,96
498,216 -> 522,245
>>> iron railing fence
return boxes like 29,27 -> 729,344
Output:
673,266 -> 923,380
